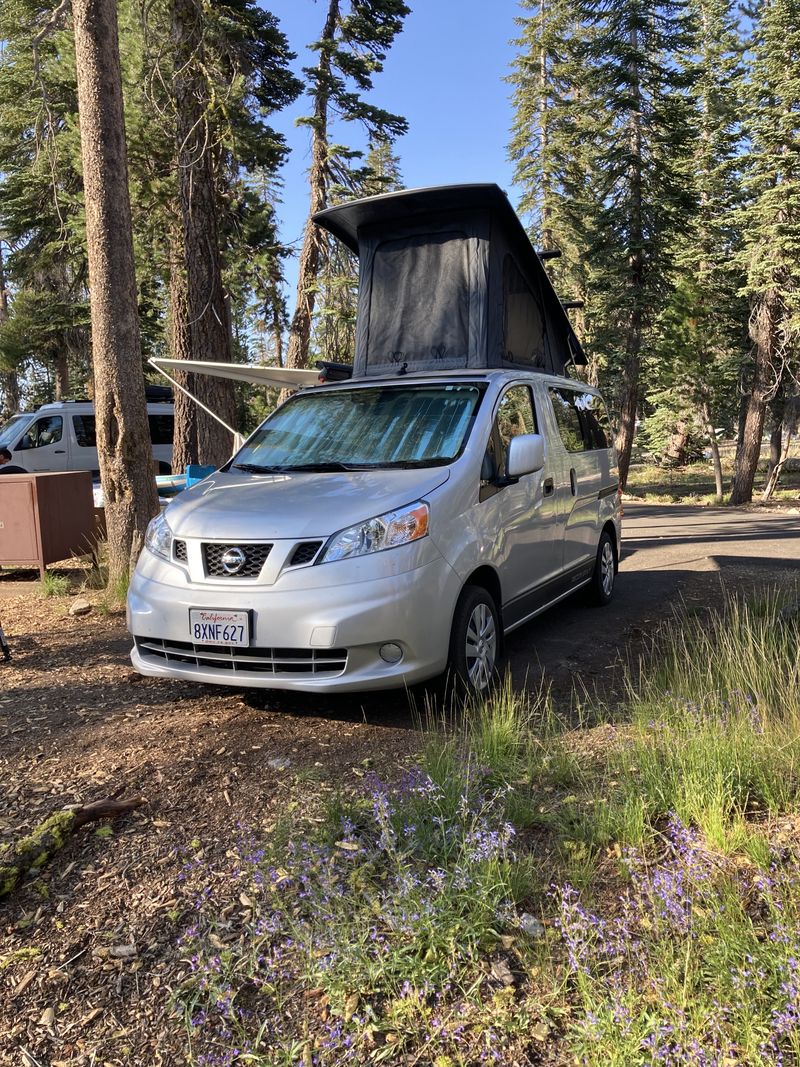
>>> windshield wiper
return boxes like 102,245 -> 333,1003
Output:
233,463 -> 284,474
274,461 -> 375,472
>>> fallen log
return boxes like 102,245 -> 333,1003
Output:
0,797 -> 145,899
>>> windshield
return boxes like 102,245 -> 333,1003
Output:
0,414 -> 31,450
233,383 -> 485,471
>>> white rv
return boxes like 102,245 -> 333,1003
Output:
0,397 -> 174,475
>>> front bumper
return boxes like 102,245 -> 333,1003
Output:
128,543 -> 460,692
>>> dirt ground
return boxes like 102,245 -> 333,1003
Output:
1,501 -> 799,1066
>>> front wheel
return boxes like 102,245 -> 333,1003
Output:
589,530 -> 616,606
448,586 -> 501,695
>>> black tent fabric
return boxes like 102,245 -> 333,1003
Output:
313,184 -> 585,379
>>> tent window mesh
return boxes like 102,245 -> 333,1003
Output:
502,255 -> 545,367
367,233 -> 470,369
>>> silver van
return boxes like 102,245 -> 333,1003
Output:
0,398 -> 174,475
128,369 -> 620,693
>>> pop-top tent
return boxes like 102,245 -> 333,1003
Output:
313,182 -> 586,380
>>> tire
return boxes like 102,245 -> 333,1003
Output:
589,530 -> 616,606
448,585 -> 501,695
157,461 -> 172,476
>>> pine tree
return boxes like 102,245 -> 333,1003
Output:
730,0 -> 800,504
285,0 -> 409,372
642,0 -> 747,498
72,0 -> 160,585
0,0 -> 90,404
311,138 -> 403,366
508,0 -> 603,370
574,0 -> 697,487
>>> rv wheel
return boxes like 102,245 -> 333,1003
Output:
589,530 -> 616,606
448,586 -> 500,695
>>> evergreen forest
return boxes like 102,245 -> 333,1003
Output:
0,0 -> 798,521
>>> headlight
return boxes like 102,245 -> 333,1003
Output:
320,501 -> 429,563
144,511 -> 172,561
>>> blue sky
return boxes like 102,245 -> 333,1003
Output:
267,0 -> 525,294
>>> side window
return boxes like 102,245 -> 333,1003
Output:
148,414 -> 174,445
574,392 -> 612,450
548,389 -> 584,453
18,415 -> 63,450
482,384 -> 539,484
73,415 -> 97,449
497,386 -> 537,455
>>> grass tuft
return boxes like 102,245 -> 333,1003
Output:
39,573 -> 71,598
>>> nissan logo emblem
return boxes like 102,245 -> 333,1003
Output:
220,547 -> 246,575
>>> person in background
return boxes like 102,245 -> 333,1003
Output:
0,447 -> 26,474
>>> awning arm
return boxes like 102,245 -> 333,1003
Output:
148,357 -> 244,449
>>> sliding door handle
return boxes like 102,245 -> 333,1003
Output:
543,477 -> 554,496
569,468 -> 577,495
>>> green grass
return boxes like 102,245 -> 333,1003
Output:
175,588 -> 800,1066
39,572 -> 72,597
626,456 -> 800,505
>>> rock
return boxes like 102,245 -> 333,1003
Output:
108,944 -> 137,959
266,757 -> 291,770
519,912 -> 545,939
490,958 -> 516,986
780,602 -> 800,622
69,598 -> 92,617
38,1005 -> 55,1029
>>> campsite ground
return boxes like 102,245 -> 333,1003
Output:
1,497 -> 799,1065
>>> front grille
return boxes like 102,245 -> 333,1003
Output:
203,542 -> 272,578
289,541 -> 323,567
135,637 -> 347,676
173,540 -> 187,563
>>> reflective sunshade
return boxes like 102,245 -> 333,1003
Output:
233,384 -> 484,470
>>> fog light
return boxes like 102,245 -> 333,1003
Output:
379,642 -> 404,664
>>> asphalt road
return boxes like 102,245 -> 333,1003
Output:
503,501 -> 800,702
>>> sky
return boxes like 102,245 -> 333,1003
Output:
266,0 -> 526,296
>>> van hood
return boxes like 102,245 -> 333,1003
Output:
164,467 -> 452,541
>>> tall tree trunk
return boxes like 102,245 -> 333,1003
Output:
171,0 -> 235,468
0,243 -> 20,419
614,25 -> 643,489
72,0 -> 159,586
168,227 -> 197,474
766,399 -> 783,481
702,401 -> 724,503
285,0 -> 339,371
54,353 -> 70,399
729,295 -> 776,505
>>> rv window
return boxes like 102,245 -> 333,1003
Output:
496,386 -> 537,474
0,414 -> 31,449
574,392 -> 612,450
547,389 -> 584,453
18,415 -> 63,450
502,256 -> 544,366
233,384 -> 485,470
148,414 -> 174,445
73,415 -> 97,448
368,232 -> 471,369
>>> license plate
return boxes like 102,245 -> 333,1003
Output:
189,609 -> 250,647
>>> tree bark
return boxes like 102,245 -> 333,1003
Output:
285,0 -> 339,371
702,401 -> 724,502
168,227 -> 197,474
72,0 -> 159,587
729,295 -> 777,505
614,20 -> 644,490
171,0 -> 236,468
0,243 -> 20,420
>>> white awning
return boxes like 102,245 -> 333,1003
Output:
149,359 -> 321,391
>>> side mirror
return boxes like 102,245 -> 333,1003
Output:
507,434 -> 545,478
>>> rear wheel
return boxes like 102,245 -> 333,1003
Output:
589,530 -> 616,606
448,585 -> 500,694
